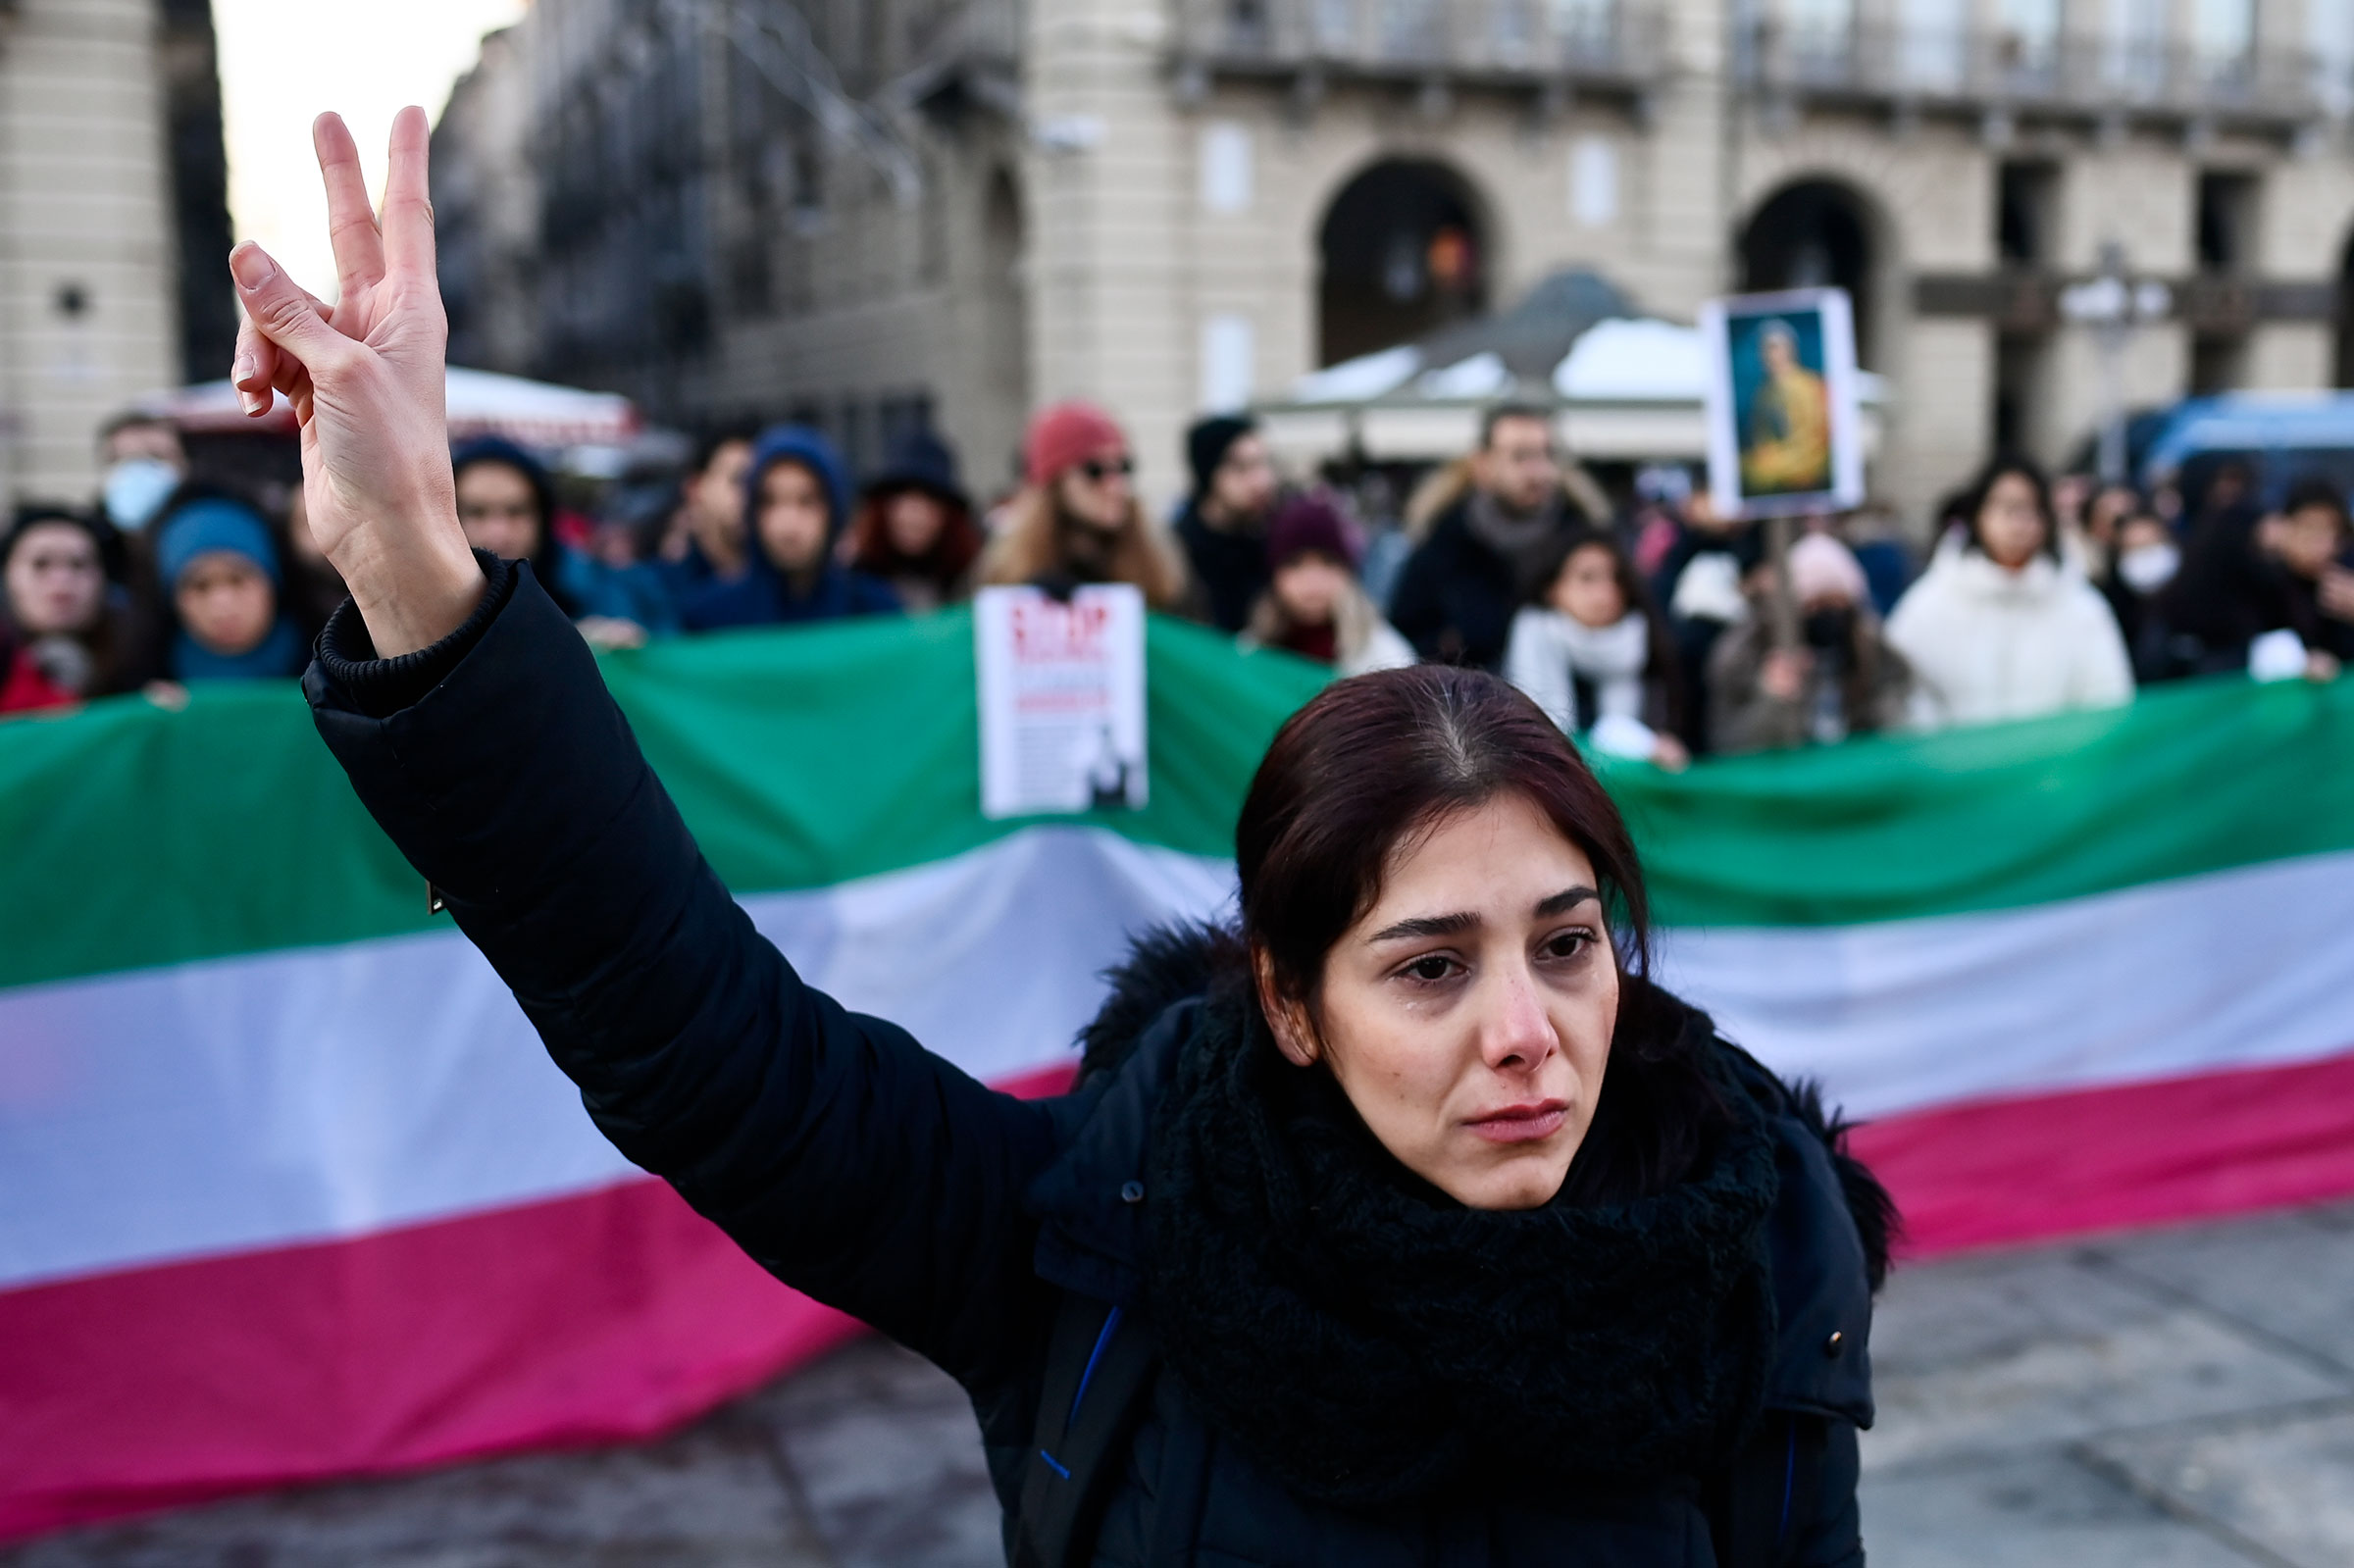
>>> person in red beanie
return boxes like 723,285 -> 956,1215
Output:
1239,491 -> 1416,678
978,401 -> 1193,612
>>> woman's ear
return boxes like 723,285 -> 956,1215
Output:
1252,945 -> 1321,1069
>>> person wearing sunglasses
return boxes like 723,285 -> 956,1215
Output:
978,401 -> 1194,611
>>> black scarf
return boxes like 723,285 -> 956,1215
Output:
1143,988 -> 1779,1512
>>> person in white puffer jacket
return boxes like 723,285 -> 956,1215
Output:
1886,457 -> 2133,730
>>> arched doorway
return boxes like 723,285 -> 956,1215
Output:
1317,160 -> 1490,367
1738,179 -> 1879,368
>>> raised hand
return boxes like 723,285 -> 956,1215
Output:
230,107 -> 482,656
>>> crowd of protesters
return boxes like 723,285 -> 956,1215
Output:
7,397 -> 2352,766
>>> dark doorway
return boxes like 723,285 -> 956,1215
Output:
1317,160 -> 1489,367
2336,230 -> 2354,388
1739,180 -> 1878,366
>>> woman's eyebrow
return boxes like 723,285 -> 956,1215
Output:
1534,885 -> 1601,918
1366,911 -> 1479,943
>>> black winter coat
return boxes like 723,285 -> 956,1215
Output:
305,558 -> 1883,1567
1389,498 -> 1594,673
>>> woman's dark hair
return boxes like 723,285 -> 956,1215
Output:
1235,664 -> 1724,1202
2279,476 -> 2351,530
1961,454 -> 2059,561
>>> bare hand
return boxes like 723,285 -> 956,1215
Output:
1650,733 -> 1691,773
230,109 -> 481,657
2307,649 -> 2343,684
1760,647 -> 1813,703
2319,567 -> 2354,625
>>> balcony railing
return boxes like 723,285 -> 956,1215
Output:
1170,0 -> 1669,90
1743,20 -> 2327,128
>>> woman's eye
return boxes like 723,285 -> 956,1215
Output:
1402,954 -> 1458,984
1543,931 -> 1593,961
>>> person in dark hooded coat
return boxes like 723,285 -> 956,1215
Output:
237,113 -> 1889,1568
678,425 -> 900,631
451,435 -> 675,646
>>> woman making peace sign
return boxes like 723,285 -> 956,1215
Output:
235,110 -> 1889,1568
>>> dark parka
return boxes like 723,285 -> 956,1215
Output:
305,557 -> 1887,1568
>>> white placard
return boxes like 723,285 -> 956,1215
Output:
975,585 -> 1150,819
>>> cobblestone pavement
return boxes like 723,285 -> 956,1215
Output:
11,1198 -> 2354,1567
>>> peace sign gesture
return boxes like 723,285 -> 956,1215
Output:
230,108 -> 483,656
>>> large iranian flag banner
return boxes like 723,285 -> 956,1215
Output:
3,610 -> 2352,1540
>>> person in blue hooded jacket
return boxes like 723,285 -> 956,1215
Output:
677,425 -> 900,632
451,435 -> 676,648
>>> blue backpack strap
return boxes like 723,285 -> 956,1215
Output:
1010,1292 -> 1161,1568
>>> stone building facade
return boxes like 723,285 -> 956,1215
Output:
0,0 -> 222,508
435,0 -> 2354,518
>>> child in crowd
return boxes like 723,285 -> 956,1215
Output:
1504,527 -> 1689,769
154,494 -> 307,683
1238,492 -> 1415,678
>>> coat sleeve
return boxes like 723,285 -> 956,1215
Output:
1787,1419 -> 1863,1568
304,565 -> 1058,1386
2071,587 -> 2136,710
1502,611 -> 1573,733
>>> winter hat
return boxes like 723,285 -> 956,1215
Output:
1264,492 -> 1359,573
1788,532 -> 1869,606
743,424 -> 854,540
449,434 -> 556,532
863,429 -> 967,510
1023,401 -> 1128,487
156,496 -> 281,590
1186,414 -> 1255,497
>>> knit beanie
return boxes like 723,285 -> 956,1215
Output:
156,496 -> 281,589
1186,414 -> 1255,497
1787,532 -> 1869,606
1264,492 -> 1359,574
1024,401 -> 1128,486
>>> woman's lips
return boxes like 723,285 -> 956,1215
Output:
1464,1100 -> 1568,1144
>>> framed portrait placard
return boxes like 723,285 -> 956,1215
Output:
1700,287 -> 1865,520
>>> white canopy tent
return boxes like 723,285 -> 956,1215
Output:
139,368 -> 643,471
1256,318 -> 1889,469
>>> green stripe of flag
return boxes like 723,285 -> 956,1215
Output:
3,606 -> 2351,992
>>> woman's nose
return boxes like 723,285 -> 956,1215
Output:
1479,966 -> 1557,1073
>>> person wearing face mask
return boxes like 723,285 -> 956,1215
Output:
1706,531 -> 1912,755
151,493 -> 307,683
675,425 -> 899,631
1884,456 -> 2133,730
844,429 -> 983,613
1237,492 -> 1415,677
2093,503 -> 2183,683
0,507 -> 151,713
2156,477 -> 2354,683
1504,528 -> 1690,769
977,402 -> 1194,611
95,414 -> 188,534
